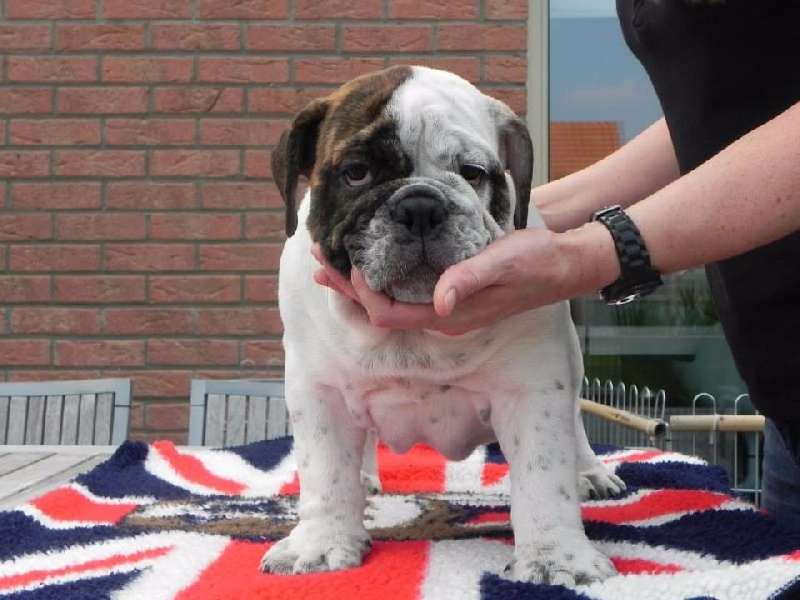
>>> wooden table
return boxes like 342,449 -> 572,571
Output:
0,445 -> 116,509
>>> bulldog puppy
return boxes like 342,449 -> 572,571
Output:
262,66 -> 623,586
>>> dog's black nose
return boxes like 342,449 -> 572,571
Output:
392,196 -> 446,237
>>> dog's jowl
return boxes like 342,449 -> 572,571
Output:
263,66 -> 624,586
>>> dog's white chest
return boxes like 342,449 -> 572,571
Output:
345,378 -> 497,460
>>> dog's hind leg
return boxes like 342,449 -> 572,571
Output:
575,403 -> 626,500
360,429 -> 382,495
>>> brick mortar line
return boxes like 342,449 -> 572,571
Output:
0,53 -> 527,64
2,177 -> 277,182
2,266 -> 281,272
2,18 -> 527,24
2,334 -> 283,341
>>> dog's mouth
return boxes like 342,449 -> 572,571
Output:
341,181 -> 495,304
382,263 -> 442,304
357,237 -> 475,304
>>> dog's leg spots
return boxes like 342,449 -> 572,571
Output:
262,387 -> 372,575
506,538 -> 616,586
574,403 -> 625,500
492,393 -> 616,587
260,520 -> 371,575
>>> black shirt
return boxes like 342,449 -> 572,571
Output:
617,0 -> 800,422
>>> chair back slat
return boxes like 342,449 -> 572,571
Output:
94,393 -> 114,445
43,396 -> 64,445
204,394 -> 228,447
246,396 -> 268,444
61,395 -> 81,445
24,396 -> 46,445
7,397 -> 28,445
267,396 -> 290,440
77,394 -> 97,445
0,397 -> 8,444
225,395 -> 247,446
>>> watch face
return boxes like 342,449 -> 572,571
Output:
608,293 -> 640,306
602,280 -> 661,306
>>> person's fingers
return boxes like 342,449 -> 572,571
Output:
350,269 -> 396,311
310,243 -> 325,264
433,247 -> 506,316
310,244 -> 362,302
350,269 -> 444,329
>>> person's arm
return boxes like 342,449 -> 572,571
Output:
626,101 -> 800,274
535,117 -> 681,232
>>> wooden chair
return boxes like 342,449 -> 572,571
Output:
188,379 -> 289,446
0,378 -> 131,446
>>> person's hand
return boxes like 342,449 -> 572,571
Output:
311,226 -> 612,335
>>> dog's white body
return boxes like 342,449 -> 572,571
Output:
262,66 -> 622,586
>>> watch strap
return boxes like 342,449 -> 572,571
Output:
591,205 -> 663,304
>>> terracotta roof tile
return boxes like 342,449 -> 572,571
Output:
549,121 -> 621,181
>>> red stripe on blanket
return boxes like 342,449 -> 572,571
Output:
378,444 -> 446,493
467,512 -> 510,526
153,441 -> 246,496
0,546 -> 171,592
279,474 -> 300,496
582,489 -> 728,524
176,540 -> 430,600
481,463 -> 508,487
612,557 -> 683,575
279,445 -> 448,496
28,487 -> 138,525
607,449 -> 665,463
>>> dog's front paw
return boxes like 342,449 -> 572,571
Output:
579,464 -> 625,500
260,520 -> 371,575
506,535 -> 616,587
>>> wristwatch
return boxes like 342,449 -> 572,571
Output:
590,205 -> 663,305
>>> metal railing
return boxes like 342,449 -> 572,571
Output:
580,378 -> 764,505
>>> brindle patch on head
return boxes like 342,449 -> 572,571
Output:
313,66 -> 413,182
305,66 -> 415,273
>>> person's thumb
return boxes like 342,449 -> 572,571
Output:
433,251 -> 503,316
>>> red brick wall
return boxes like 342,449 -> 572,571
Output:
0,0 -> 529,442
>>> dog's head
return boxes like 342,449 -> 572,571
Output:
273,65 -> 533,303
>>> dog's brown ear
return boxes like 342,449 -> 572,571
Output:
493,104 -> 533,230
272,97 -> 330,236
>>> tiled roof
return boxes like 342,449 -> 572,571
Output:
550,121 -> 622,181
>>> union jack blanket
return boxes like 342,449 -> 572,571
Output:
1,439 -> 799,600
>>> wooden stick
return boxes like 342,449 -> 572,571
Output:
669,414 -> 765,433
579,398 -> 668,439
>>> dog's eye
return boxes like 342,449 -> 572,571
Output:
460,164 -> 486,187
342,163 -> 373,187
